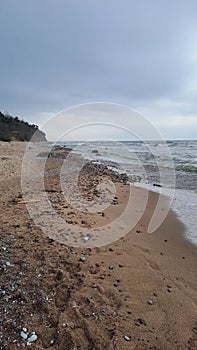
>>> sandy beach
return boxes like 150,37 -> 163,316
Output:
0,142 -> 197,350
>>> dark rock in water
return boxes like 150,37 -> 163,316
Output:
92,149 -> 99,153
153,183 -> 162,187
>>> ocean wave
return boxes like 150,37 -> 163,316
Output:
176,165 -> 197,173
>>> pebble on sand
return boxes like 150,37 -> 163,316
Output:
83,236 -> 89,242
97,285 -> 105,294
124,335 -> 130,341
20,331 -> 28,340
80,257 -> 86,262
27,333 -> 38,344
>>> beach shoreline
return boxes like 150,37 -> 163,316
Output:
0,142 -> 197,349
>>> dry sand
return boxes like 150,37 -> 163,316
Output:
0,142 -> 197,350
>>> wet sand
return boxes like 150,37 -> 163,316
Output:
0,142 -> 197,349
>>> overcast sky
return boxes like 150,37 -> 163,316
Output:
0,0 -> 197,140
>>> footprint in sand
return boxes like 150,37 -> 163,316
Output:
55,283 -> 71,308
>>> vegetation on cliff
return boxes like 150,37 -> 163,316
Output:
0,112 -> 47,142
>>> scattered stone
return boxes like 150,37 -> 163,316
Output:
100,310 -> 107,316
66,220 -> 73,224
147,299 -> 153,305
27,333 -> 38,344
136,229 -> 142,233
127,310 -> 132,314
153,291 -> 158,297
108,265 -> 113,270
108,247 -> 114,252
63,322 -> 69,327
124,335 -> 130,341
44,295 -> 49,303
135,318 -> 147,326
80,257 -> 86,262
20,331 -> 28,340
97,285 -> 105,294
119,264 -> 123,268
92,312 -> 98,320
47,237 -> 54,244
99,275 -> 105,280
83,236 -> 89,242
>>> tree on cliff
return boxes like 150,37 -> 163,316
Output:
0,112 -> 47,142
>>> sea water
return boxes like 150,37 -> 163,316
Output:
59,140 -> 197,246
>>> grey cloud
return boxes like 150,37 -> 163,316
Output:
0,0 -> 197,136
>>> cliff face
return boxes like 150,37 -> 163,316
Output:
0,112 -> 47,142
